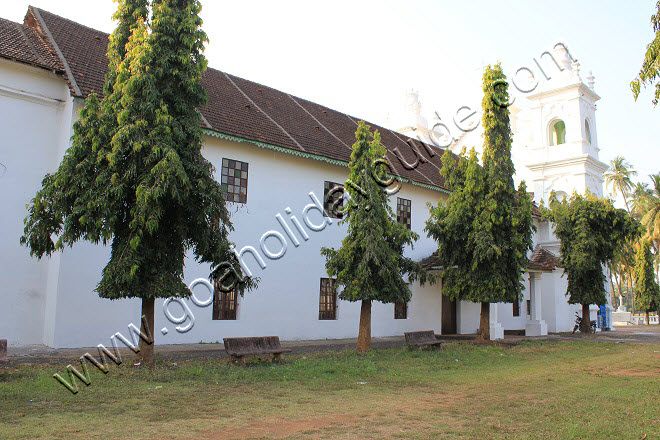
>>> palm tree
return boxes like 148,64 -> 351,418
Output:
641,174 -> 660,242
604,156 -> 637,212
632,182 -> 652,219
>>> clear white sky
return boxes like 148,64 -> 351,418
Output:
4,1 -> 658,205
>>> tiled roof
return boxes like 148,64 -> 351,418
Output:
419,246 -> 559,272
0,16 -> 61,71
527,246 -> 560,272
419,252 -> 444,269
26,7 -> 451,191
28,8 -> 108,97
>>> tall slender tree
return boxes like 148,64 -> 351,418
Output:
631,1 -> 660,106
543,192 -> 639,332
321,121 -> 429,352
604,156 -> 637,213
633,240 -> 660,325
426,64 -> 534,339
631,182 -> 652,220
641,174 -> 660,242
21,0 -> 250,365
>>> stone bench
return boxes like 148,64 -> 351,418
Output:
0,339 -> 8,364
404,331 -> 443,349
223,336 -> 291,365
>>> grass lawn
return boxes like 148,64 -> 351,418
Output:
0,340 -> 658,439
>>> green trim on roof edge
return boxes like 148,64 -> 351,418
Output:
202,129 -> 450,195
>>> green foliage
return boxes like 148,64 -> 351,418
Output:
321,121 -> 430,304
633,240 -> 660,312
543,192 -> 639,306
640,173 -> 660,242
631,1 -> 660,105
425,64 -> 534,304
21,0 -> 250,299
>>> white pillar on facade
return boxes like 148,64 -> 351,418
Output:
489,303 -> 504,340
525,272 -> 548,336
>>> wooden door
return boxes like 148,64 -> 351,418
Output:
442,295 -> 457,334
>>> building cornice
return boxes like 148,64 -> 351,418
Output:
527,154 -> 608,174
527,81 -> 600,103
0,83 -> 64,108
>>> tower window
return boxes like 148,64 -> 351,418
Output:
549,120 -> 566,146
585,120 -> 592,144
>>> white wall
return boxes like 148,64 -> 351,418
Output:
0,59 -> 73,345
2,55 -> 603,347
41,132 -> 447,347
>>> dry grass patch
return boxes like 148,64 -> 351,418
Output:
0,340 -> 657,439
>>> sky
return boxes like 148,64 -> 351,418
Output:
4,0 -> 658,205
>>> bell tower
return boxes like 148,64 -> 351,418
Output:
520,44 -> 608,204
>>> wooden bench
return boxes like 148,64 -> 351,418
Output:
223,336 -> 291,365
404,331 -> 443,349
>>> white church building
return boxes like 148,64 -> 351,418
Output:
0,7 -> 611,348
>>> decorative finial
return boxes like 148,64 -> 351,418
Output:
571,60 -> 580,78
587,70 -> 595,89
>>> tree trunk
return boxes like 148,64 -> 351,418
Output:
646,311 -> 650,325
629,273 -> 635,314
620,188 -> 631,214
580,303 -> 591,333
356,300 -> 372,353
478,302 -> 490,340
137,297 -> 155,366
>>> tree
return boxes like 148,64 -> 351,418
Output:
631,1 -> 660,106
633,240 -> 660,325
631,182 -> 652,220
640,174 -> 660,242
604,156 -> 637,213
321,121 -> 429,352
425,64 -> 534,340
543,192 -> 639,333
21,0 -> 250,365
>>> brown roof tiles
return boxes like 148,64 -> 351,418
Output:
0,16 -> 61,71
419,246 -> 559,272
22,7 -> 451,191
527,246 -> 560,272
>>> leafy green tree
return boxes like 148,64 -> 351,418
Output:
604,156 -> 637,213
321,121 -> 430,352
21,0 -> 250,365
634,240 -> 660,324
631,1 -> 660,106
543,192 -> 639,332
426,64 -> 534,339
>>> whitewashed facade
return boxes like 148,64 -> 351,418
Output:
0,9 -> 610,348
